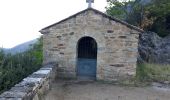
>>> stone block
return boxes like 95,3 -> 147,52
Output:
41,8 -> 141,82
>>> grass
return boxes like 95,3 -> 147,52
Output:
95,63 -> 170,87
46,63 -> 170,87
136,63 -> 170,83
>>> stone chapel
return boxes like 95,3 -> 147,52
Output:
40,8 -> 143,81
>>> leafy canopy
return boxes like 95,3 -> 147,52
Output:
106,0 -> 170,37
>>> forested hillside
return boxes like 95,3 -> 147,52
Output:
0,37 -> 43,93
106,0 -> 170,37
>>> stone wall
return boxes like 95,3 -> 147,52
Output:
42,9 -> 141,81
0,63 -> 57,100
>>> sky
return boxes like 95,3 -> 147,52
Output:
0,0 -> 107,48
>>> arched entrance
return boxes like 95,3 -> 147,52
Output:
77,37 -> 97,80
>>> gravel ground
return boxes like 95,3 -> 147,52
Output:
44,80 -> 170,100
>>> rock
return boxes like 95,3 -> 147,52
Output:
138,31 -> 170,64
164,81 -> 170,84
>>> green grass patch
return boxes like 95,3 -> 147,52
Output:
136,63 -> 170,83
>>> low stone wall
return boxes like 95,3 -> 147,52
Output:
0,63 -> 58,100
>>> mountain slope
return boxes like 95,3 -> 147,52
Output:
4,39 -> 38,54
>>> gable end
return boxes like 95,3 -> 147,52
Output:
39,8 -> 144,34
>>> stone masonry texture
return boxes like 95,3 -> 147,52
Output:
40,8 -> 141,81
0,63 -> 58,100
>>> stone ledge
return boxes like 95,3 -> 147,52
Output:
0,63 -> 58,100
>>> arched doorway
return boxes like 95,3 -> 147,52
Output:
77,37 -> 97,80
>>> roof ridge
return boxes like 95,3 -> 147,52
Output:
40,8 -> 144,33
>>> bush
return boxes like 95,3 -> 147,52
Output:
0,37 -> 43,94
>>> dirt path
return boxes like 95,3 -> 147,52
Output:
44,80 -> 170,100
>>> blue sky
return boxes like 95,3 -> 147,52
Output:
0,0 -> 107,48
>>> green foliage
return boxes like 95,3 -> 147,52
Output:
106,0 -> 170,37
144,0 -> 170,37
0,49 -> 4,68
106,0 -> 129,20
106,0 -> 144,26
0,37 -> 43,93
136,63 -> 170,82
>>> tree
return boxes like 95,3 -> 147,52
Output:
144,0 -> 170,37
106,0 -> 170,37
0,48 -> 4,67
0,37 -> 43,93
106,0 -> 126,20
